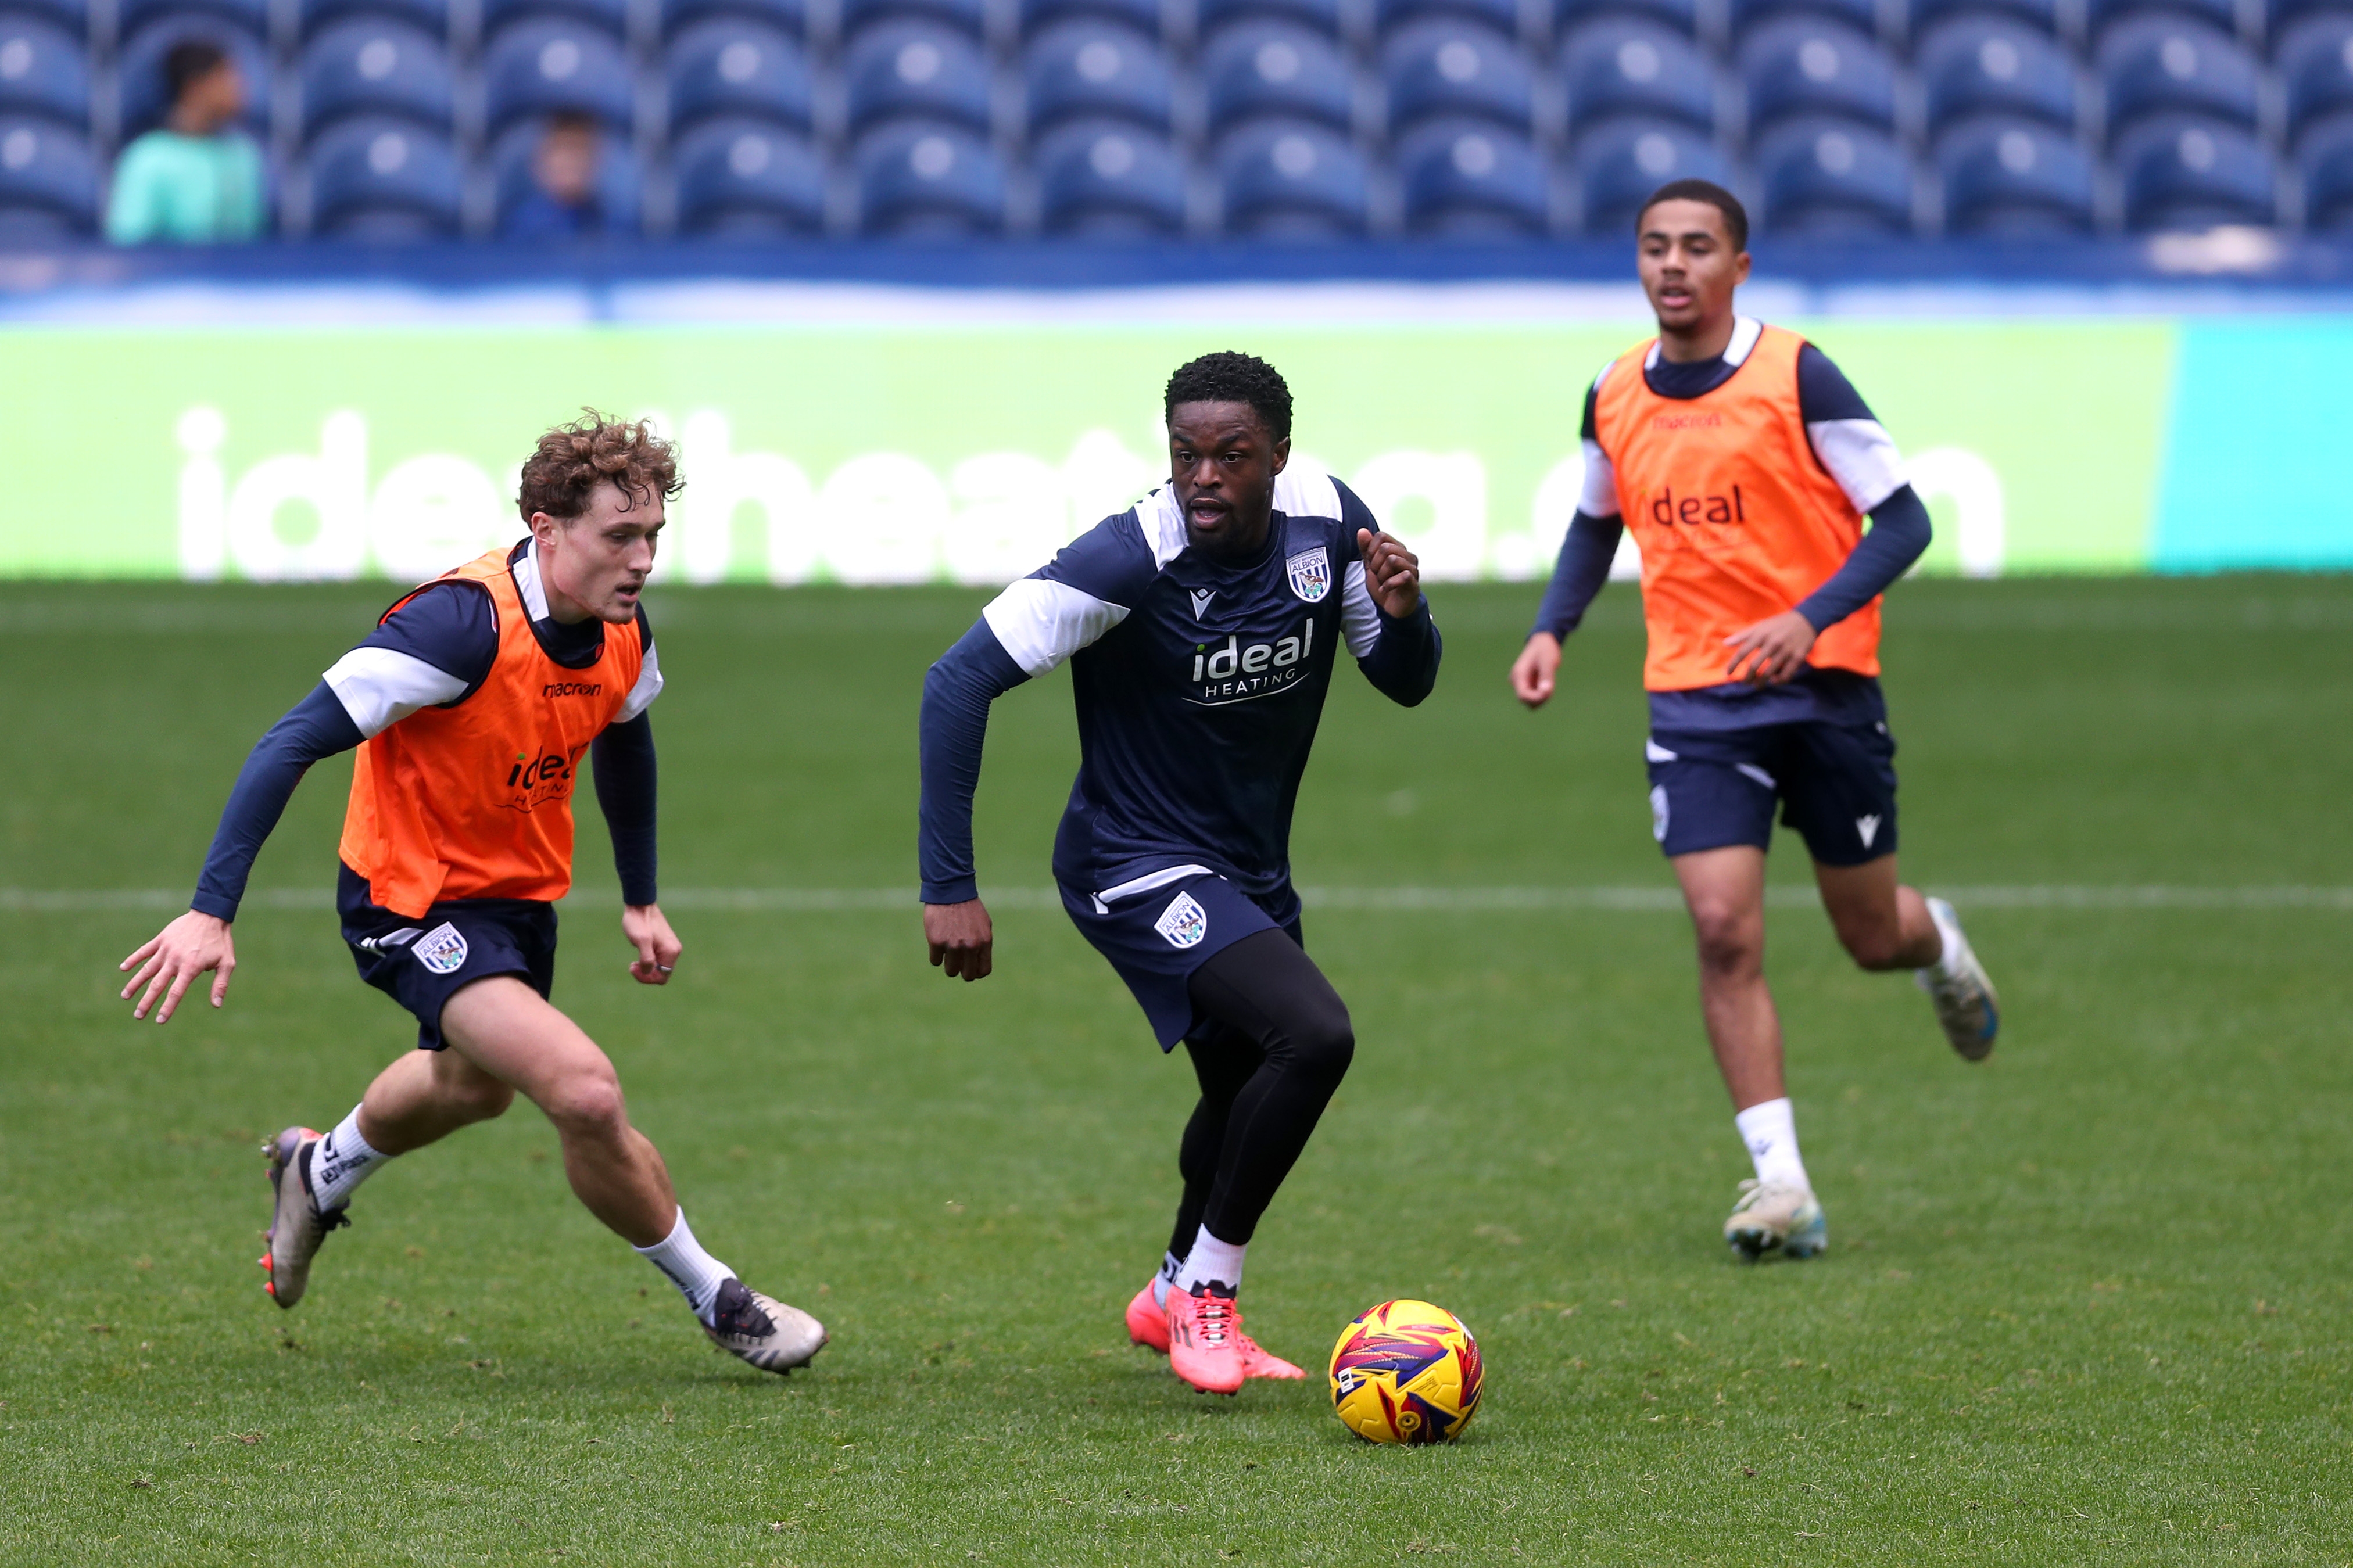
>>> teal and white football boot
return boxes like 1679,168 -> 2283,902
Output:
1724,1180 -> 1827,1261
1918,896 -> 1999,1062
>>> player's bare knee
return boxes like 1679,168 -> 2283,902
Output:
543,1067 -> 628,1141
1689,906 -> 1761,974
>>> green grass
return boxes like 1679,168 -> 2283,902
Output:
3,576 -> 2351,1565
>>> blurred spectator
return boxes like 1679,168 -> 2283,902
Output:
104,40 -> 266,245
502,112 -> 611,238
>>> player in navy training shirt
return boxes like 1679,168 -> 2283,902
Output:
918,353 -> 1441,1397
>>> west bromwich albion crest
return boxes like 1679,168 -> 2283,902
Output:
1154,891 -> 1209,949
1285,547 -> 1332,603
412,921 -> 471,975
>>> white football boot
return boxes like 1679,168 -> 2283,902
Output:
1917,896 -> 2000,1061
704,1279 -> 828,1375
1724,1179 -> 1826,1261
259,1126 -> 350,1309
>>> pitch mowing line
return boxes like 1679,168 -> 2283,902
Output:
12,885 -> 2353,913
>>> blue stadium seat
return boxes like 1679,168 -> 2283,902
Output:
2279,16 -> 2353,142
1034,117 -> 1187,233
482,0 -> 625,41
1555,0 -> 1699,40
300,20 -> 453,141
490,116 -> 643,229
855,119 -> 1006,233
0,14 -> 88,131
1198,0 -> 1341,42
1572,116 -> 1733,232
1202,20 -> 1355,137
2085,0 -> 2236,38
1396,118 -> 1550,233
1374,0 -> 1520,42
4,0 -> 84,37
663,0 -> 802,36
117,20 -> 267,136
2298,112 -> 2353,227
844,22 -> 992,137
841,0 -> 984,42
2116,112 -> 2277,225
300,0 -> 447,40
2269,0 -> 2353,40
1380,20 -> 1536,137
2098,17 -> 2260,143
1727,0 -> 1878,41
1023,19 -> 1176,137
667,19 -> 812,136
1918,16 -> 2077,137
1020,0 -> 1162,40
1561,20 -> 1716,135
1908,0 -> 2060,37
483,20 -> 634,137
121,0 -> 264,45
1935,114 -> 2096,229
672,114 -> 825,234
0,114 -> 92,234
1756,116 -> 1917,232
1740,17 -> 1899,138
1216,116 -> 1370,235
305,114 -> 461,236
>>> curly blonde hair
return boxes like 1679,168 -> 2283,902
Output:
515,410 -> 682,523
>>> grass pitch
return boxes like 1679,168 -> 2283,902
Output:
3,576 -> 2351,1565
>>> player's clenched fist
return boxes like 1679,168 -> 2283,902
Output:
1356,528 -> 1422,618
925,898 -> 994,981
1511,632 -> 1563,709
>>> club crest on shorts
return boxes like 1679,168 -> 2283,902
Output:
1285,547 -> 1332,604
411,921 -> 470,975
1154,891 -> 1209,949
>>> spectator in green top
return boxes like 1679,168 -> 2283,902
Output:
105,40 -> 267,244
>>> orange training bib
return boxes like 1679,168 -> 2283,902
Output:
1592,324 -> 1881,692
338,544 -> 643,918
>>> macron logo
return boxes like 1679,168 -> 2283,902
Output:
1189,589 -> 1215,620
1856,814 -> 1882,849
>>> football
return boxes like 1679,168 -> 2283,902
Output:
1327,1299 -> 1483,1444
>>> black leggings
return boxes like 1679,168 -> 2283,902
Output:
1166,927 -> 1356,1256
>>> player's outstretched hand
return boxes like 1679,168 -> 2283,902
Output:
1723,609 -> 1818,687
1356,528 -> 1423,618
925,899 -> 994,982
119,910 -> 235,1024
1512,632 -> 1563,709
624,902 -> 681,985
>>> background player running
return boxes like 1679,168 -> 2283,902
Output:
919,352 -> 1441,1396
1509,181 -> 2001,1263
116,413 -> 824,1374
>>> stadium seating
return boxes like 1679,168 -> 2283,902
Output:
299,0 -> 448,41
1380,20 -> 1537,137
1217,116 -> 1370,234
1022,19 -> 1177,138
2298,112 -> 2353,227
665,19 -> 813,137
120,0 -> 266,45
0,113 -> 92,234
2085,0 -> 2237,40
2269,0 -> 2353,38
2116,113 -> 2279,227
1727,0 -> 1879,42
489,116 -> 644,227
1917,17 -> 2079,138
855,119 -> 1005,232
1560,19 -> 1716,135
1555,0 -> 1699,41
1021,0 -> 1165,41
305,115 -> 462,236
1756,116 -> 1917,232
482,21 -> 633,136
299,19 -> 455,141
672,114 -> 825,233
6,0 -> 82,35
2098,17 -> 2261,143
1034,118 -> 1188,233
1937,114 -> 2097,231
1373,0 -> 1521,43
1197,0 -> 1341,43
1396,119 -> 1550,233
0,13 -> 88,131
840,0 -> 986,43
844,21 -> 992,137
1739,17 -> 1900,139
116,19 -> 268,136
1573,115 -> 1734,232
1908,0 -> 2060,39
2279,16 -> 2353,143
482,0 -> 628,40
662,0 -> 802,38
1202,20 -> 1355,136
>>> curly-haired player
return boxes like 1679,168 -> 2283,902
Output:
116,412 -> 825,1375
919,354 -> 1442,1395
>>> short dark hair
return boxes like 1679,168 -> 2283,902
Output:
545,109 -> 600,139
1636,178 -> 1749,251
1163,351 -> 1292,443
163,38 -> 228,103
516,410 -> 682,523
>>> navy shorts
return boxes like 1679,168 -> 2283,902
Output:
1645,719 -> 1899,867
1060,870 -> 1301,1052
337,864 -> 557,1052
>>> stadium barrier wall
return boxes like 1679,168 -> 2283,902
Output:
3,311 -> 2345,582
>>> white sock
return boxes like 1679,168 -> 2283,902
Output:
1922,902 -> 1960,979
309,1106 -> 388,1211
1175,1226 -> 1245,1296
633,1209 -> 735,1325
1154,1250 -> 1183,1308
1735,1097 -> 1811,1192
